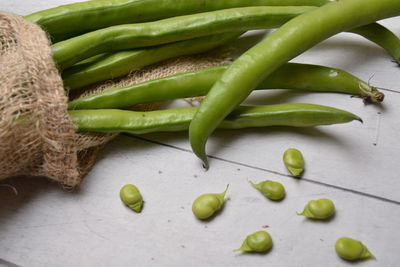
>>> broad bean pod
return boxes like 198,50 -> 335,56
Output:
62,32 -> 242,90
68,63 -> 383,110
53,6 -> 316,69
62,25 -> 399,88
25,0 -> 333,42
53,6 -> 400,70
69,103 -> 361,134
349,23 -> 400,64
189,0 -> 400,167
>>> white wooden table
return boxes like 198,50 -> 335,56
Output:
1,1 -> 400,266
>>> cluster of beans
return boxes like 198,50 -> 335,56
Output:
120,149 -> 373,261
25,0 -> 399,137
27,0 -> 398,262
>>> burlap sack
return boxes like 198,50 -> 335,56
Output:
0,12 -> 231,188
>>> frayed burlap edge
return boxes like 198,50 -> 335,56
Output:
0,12 -> 232,188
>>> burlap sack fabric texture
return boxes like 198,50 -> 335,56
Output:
0,12 -> 230,188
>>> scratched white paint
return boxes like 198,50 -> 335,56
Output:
1,1 -> 400,267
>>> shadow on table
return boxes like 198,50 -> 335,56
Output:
0,176 -> 71,224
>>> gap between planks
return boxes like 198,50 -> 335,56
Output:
129,135 -> 400,206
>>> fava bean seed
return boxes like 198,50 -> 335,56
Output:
120,184 -> 144,212
234,231 -> 273,253
192,185 -> 229,220
249,180 -> 285,201
298,198 -> 335,220
283,148 -> 304,177
335,237 -> 374,261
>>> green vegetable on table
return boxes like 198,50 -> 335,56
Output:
25,0 -> 334,42
120,184 -> 144,212
53,6 -> 316,70
335,237 -> 374,261
283,148 -> 305,177
68,62 -> 384,110
234,231 -> 273,253
69,104 -> 361,134
188,0 -> 400,168
298,198 -> 335,220
249,180 -> 285,201
62,32 -> 242,90
192,185 -> 229,220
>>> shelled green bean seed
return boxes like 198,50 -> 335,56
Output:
335,237 -> 374,261
249,180 -> 285,201
120,184 -> 144,212
192,185 -> 229,220
283,148 -> 304,177
298,198 -> 335,220
234,231 -> 273,253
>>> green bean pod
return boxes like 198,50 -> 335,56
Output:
69,103 -> 361,134
62,32 -> 242,90
189,0 -> 400,167
25,0 -> 333,42
53,6 -> 316,69
349,22 -> 400,64
68,63 -> 383,110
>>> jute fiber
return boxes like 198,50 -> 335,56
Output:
0,12 -> 231,188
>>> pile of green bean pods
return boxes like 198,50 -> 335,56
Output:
24,0 -> 399,159
24,0 -> 398,262
27,0 -> 397,166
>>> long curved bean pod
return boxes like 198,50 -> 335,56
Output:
68,63 -> 383,110
62,32 -> 242,90
189,0 -> 400,167
53,8 -> 399,70
69,104 -> 361,134
25,0 -> 333,42
349,23 -> 400,64
52,6 -> 316,69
